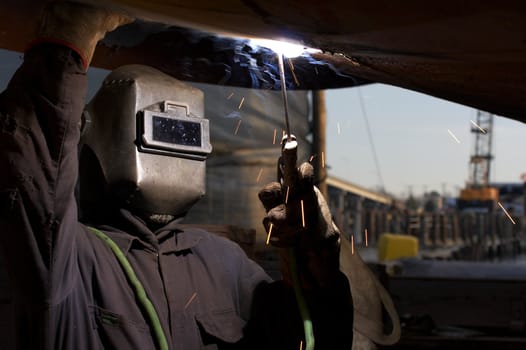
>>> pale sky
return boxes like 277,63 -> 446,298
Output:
325,84 -> 526,198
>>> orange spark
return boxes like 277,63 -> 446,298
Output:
300,340 -> 303,350
287,58 -> 300,86
447,129 -> 461,144
266,223 -> 273,245
227,92 -> 234,100
309,154 -> 316,163
351,234 -> 355,255
273,129 -> 277,144
300,200 -> 305,227
238,97 -> 245,109
256,168 -> 263,183
498,202 -> 516,224
470,119 -> 487,133
321,151 -> 325,168
285,186 -> 290,204
365,229 -> 368,247
184,292 -> 197,310
234,119 -> 242,135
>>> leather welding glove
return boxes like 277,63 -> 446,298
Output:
35,1 -> 133,69
258,161 -> 342,289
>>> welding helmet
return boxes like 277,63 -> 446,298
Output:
79,65 -> 212,222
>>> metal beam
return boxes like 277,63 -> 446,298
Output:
326,176 -> 392,205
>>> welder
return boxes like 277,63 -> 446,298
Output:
0,2 -> 397,349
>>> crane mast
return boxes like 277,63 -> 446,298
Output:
458,110 -> 498,211
469,110 -> 494,187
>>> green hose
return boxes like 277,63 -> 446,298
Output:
288,248 -> 315,350
88,227 -> 169,350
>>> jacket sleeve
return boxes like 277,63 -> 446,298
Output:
0,44 -> 86,304
242,268 -> 354,349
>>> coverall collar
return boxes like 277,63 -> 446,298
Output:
99,208 -> 204,255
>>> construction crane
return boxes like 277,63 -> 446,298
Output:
458,110 -> 499,211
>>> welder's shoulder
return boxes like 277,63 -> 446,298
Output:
185,225 -> 272,287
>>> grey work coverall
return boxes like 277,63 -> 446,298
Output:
0,44 -> 353,349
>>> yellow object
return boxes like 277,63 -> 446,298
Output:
377,233 -> 419,261
459,187 -> 499,202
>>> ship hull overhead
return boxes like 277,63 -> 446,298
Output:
1,0 -> 525,121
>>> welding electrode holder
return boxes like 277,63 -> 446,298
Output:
276,134 -> 310,238
278,134 -> 298,189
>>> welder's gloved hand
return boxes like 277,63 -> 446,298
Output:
258,162 -> 342,289
36,2 -> 134,69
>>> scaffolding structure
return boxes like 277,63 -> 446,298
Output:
469,110 -> 494,187
458,111 -> 498,211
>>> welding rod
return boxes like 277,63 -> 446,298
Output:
277,53 -> 297,188
277,54 -> 292,142
276,52 -> 315,350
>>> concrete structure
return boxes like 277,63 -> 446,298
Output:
326,175 -> 394,245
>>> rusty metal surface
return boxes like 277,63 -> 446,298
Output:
1,0 -> 526,121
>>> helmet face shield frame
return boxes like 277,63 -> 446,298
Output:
79,65 -> 213,220
140,101 -> 212,160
